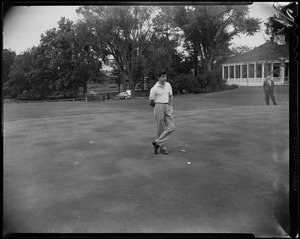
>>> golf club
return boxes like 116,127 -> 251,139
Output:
175,129 -> 186,152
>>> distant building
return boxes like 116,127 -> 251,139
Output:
222,41 -> 289,86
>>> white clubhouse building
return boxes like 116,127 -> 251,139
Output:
222,41 -> 289,86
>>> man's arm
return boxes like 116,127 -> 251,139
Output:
168,95 -> 173,109
168,83 -> 173,110
149,88 -> 155,107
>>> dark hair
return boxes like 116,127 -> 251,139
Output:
157,69 -> 167,77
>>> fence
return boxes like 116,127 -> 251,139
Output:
4,92 -> 120,104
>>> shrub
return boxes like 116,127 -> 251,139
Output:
195,70 -> 221,92
196,74 -> 209,89
169,73 -> 196,94
208,77 -> 218,92
169,70 -> 237,95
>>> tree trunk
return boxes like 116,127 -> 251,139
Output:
130,81 -> 135,99
207,62 -> 212,72
118,82 -> 121,93
141,74 -> 144,91
193,46 -> 198,77
207,56 -> 213,72
127,74 -> 135,99
120,72 -> 127,91
83,83 -> 87,95
194,60 -> 198,78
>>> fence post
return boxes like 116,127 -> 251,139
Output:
85,97 -> 87,102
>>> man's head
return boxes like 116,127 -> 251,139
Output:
157,69 -> 167,84
267,75 -> 271,80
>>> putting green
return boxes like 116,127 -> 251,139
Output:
3,86 -> 290,235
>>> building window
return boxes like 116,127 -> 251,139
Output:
224,66 -> 228,79
235,65 -> 241,78
242,64 -> 247,78
249,64 -> 254,78
284,63 -> 289,77
264,63 -> 271,76
273,63 -> 281,77
256,63 -> 262,78
284,62 -> 289,83
230,66 -> 234,78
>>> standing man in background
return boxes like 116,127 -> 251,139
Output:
263,75 -> 278,105
149,69 -> 175,155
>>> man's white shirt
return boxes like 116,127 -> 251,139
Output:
149,82 -> 173,103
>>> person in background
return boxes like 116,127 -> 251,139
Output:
149,69 -> 175,155
263,75 -> 278,105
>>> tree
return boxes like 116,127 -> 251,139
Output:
143,34 -> 176,83
8,50 -> 35,98
2,49 -> 16,83
7,45 -> 57,99
174,5 -> 262,75
137,6 -> 189,89
265,16 -> 293,45
28,46 -> 58,98
7,17 -> 105,99
40,17 -> 104,96
76,6 -> 155,98
2,49 -> 16,97
231,45 -> 253,55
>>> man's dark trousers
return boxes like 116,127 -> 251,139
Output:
265,90 -> 277,105
263,80 -> 277,105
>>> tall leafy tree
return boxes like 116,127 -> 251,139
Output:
7,17 -> 105,99
41,17 -> 104,97
29,46 -> 58,98
265,15 -> 294,45
41,17 -> 102,96
7,45 -> 56,99
2,49 -> 16,97
143,34 -> 175,82
152,6 -> 182,41
2,49 -> 16,83
76,6 -> 155,98
230,45 -> 253,55
8,50 -> 35,98
174,5 -> 262,75
140,6 -> 188,88
266,1 -> 298,44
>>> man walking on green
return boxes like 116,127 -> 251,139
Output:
263,75 -> 278,105
149,69 -> 175,155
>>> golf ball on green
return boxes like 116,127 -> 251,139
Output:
188,162 -> 191,164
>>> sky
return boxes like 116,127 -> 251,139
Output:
3,2 -> 280,54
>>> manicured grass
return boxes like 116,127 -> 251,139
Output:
3,86 -> 290,235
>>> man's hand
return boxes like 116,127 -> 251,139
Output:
149,100 -> 155,107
